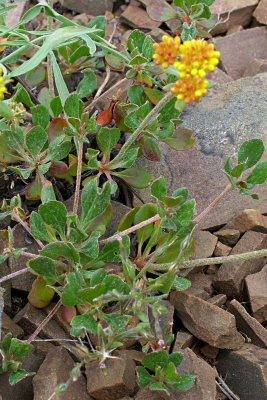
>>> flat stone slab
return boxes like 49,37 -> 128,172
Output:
166,73 -> 267,229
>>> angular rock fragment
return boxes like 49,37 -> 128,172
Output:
33,347 -> 91,400
213,231 -> 267,299
245,268 -> 267,323
253,0 -> 267,25
217,344 -> 267,400
214,229 -> 240,246
214,241 -> 231,257
224,209 -> 267,233
60,0 -> 114,15
173,329 -> 195,351
243,58 -> 267,77
193,231 -> 218,259
214,28 -> 267,80
170,291 -> 244,349
211,0 -> 259,35
121,5 -> 160,29
228,299 -> 267,348
208,294 -> 227,307
176,348 -> 217,400
86,356 -> 136,400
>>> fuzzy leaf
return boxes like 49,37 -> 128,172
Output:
77,69 -> 97,98
113,168 -> 151,189
246,161 -> 267,185
39,201 -> 67,237
137,366 -> 153,388
31,105 -> 50,129
25,126 -> 47,158
28,256 -> 57,280
238,139 -> 264,169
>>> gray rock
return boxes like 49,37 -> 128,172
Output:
166,73 -> 267,230
253,0 -> 267,25
60,0 -> 114,15
217,344 -> 267,400
243,58 -> 267,77
245,268 -> 267,323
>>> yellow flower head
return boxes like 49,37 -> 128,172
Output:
153,35 -> 181,69
0,67 -> 7,100
153,36 -> 220,104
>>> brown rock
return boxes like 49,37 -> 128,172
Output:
135,389 -> 168,400
114,349 -> 145,364
254,0 -> 267,24
211,68 -> 233,85
194,231 -> 218,259
243,58 -> 267,77
33,347 -> 91,400
214,229 -> 240,246
13,303 -> 81,361
2,313 -> 24,338
176,348 -> 217,400
213,231 -> 267,299
86,356 -> 136,400
149,27 -> 166,42
166,74 -> 267,231
200,344 -> 219,359
6,1 -> 28,26
227,24 -> 244,35
9,224 -> 37,292
211,0 -> 259,35
214,27 -> 267,80
245,268 -> 267,323
224,209 -> 267,233
173,329 -> 195,350
188,273 -> 214,295
121,5 -> 160,29
228,299 -> 267,348
60,0 -> 114,15
208,294 -> 227,307
184,287 -> 210,300
170,291 -> 244,349
214,241 -> 232,257
217,344 -> 267,400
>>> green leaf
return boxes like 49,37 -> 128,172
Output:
78,284 -> 106,303
99,236 -> 130,262
238,139 -> 264,169
81,180 -> 111,230
12,84 -> 34,108
62,272 -> 83,306
9,26 -> 100,77
173,276 -> 191,291
149,268 -> 177,294
48,135 -> 72,161
50,52 -> 70,105
142,137 -> 161,162
127,30 -> 146,53
151,176 -> 167,201
169,352 -> 183,367
96,127 -> 120,158
144,88 -> 164,105
113,168 -> 151,189
171,374 -> 195,391
9,370 -> 35,385
31,105 -> 50,129
105,53 -> 125,71
149,382 -> 170,395
28,256 -> 57,280
87,15 -> 106,38
128,86 -> 146,106
0,101 -> 13,120
30,211 -> 51,242
181,22 -> 197,41
50,97 -> 63,118
161,128 -> 196,151
25,126 -> 47,158
137,366 -> 153,388
10,339 -> 33,361
134,204 -> 158,248
39,201 -> 67,237
142,35 -> 154,60
246,161 -> 267,185
64,94 -> 83,119
70,314 -> 97,335
103,275 -> 130,295
143,351 -> 168,372
77,69 -> 97,98
40,242 -> 79,264
41,179 -> 56,203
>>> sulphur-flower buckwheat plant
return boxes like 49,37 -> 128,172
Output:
153,36 -> 220,104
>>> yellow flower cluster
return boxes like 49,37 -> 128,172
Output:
153,35 -> 181,69
153,37 -> 220,104
0,68 -> 7,100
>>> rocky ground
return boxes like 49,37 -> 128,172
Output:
1,0 -> 267,399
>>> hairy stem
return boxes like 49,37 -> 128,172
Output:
27,300 -> 62,344
194,183 -> 232,222
11,213 -> 44,249
73,140 -> 83,215
47,0 -> 55,97
110,91 -> 173,165
152,248 -> 267,271
100,214 -> 161,244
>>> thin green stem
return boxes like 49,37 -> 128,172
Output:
47,0 -> 55,97
109,91 -> 173,167
151,248 -> 267,271
73,140 -> 83,215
